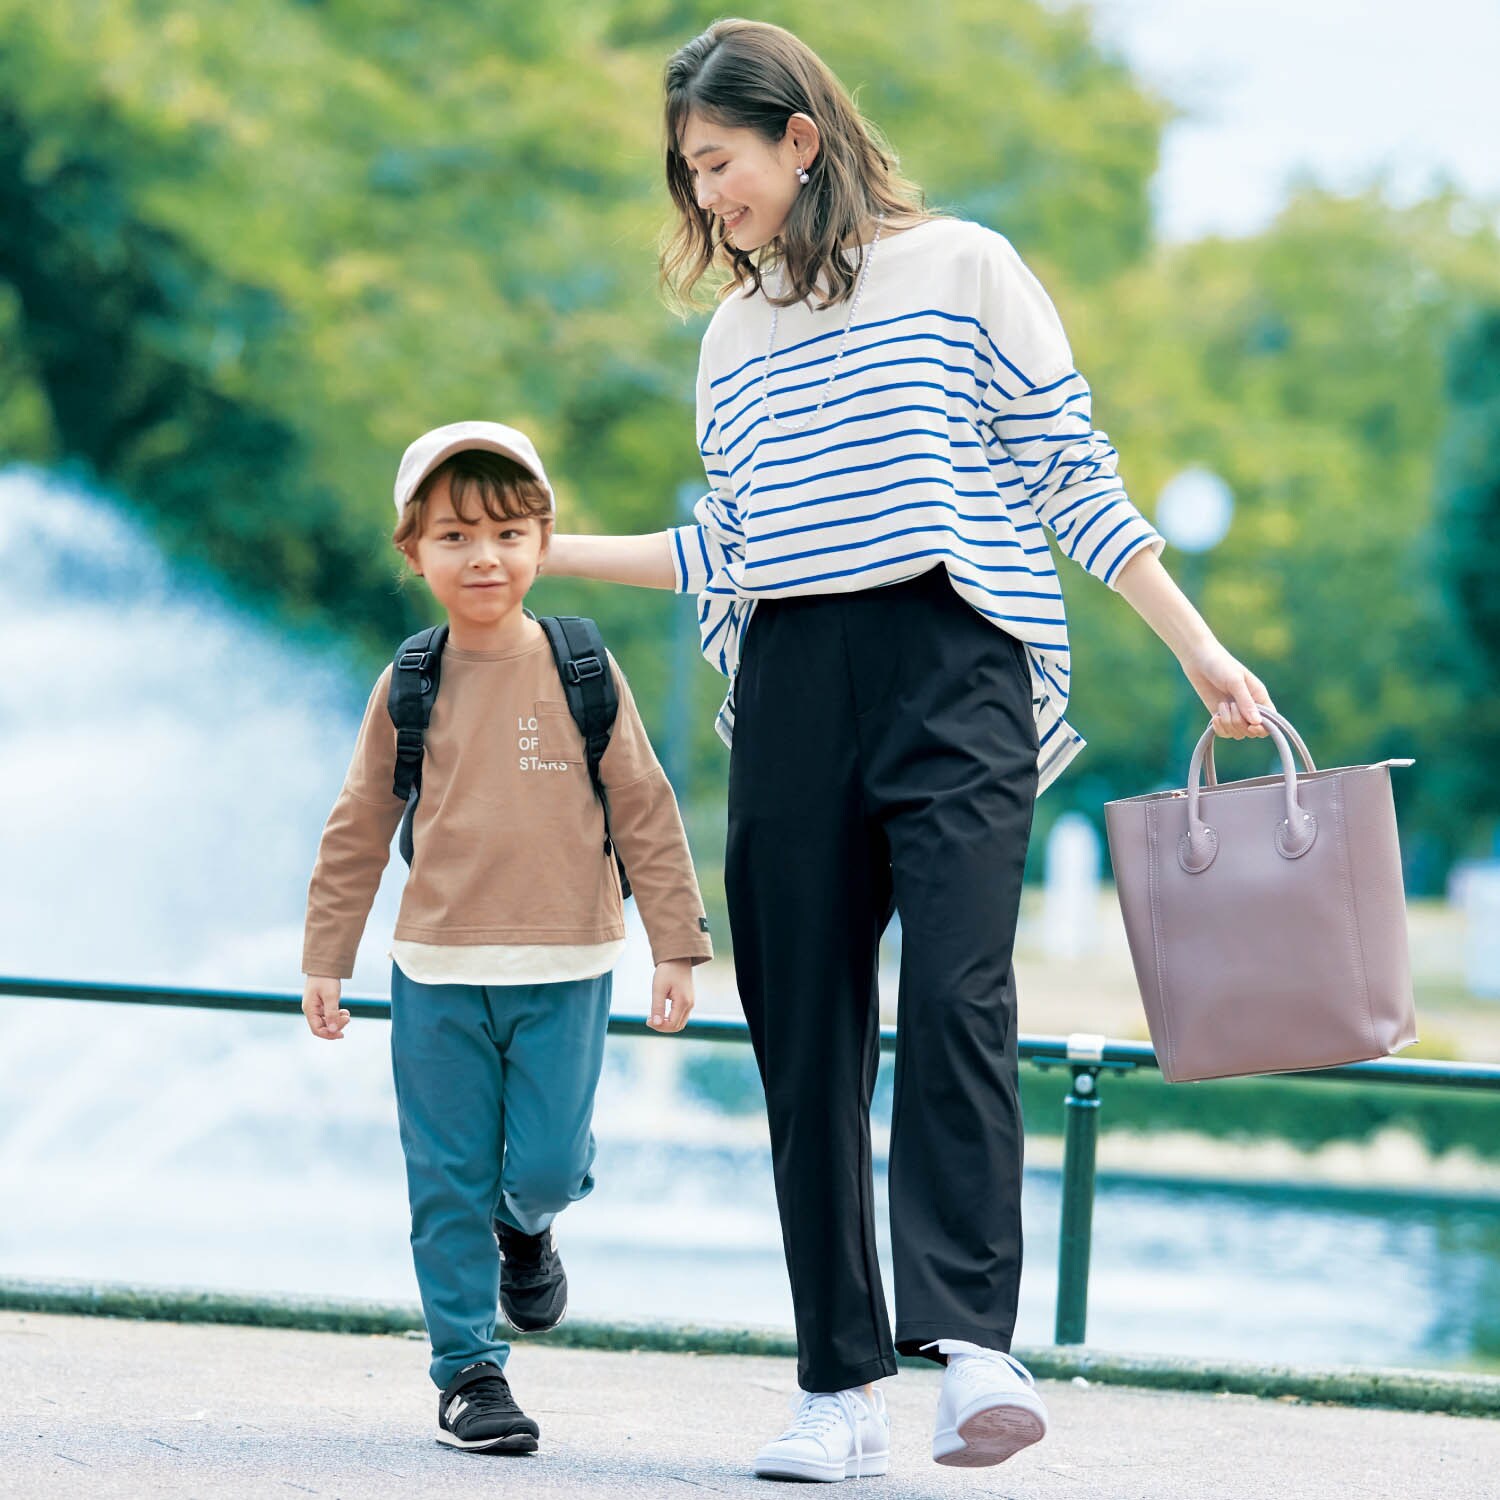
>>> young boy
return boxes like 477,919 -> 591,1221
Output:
300,420 -> 713,1454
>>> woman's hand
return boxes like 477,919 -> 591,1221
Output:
1179,640 -> 1274,740
1111,550 -> 1274,741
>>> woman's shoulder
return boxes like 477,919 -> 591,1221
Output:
696,280 -> 763,374
912,215 -> 1029,275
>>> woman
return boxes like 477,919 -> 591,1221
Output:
546,18 -> 1273,1483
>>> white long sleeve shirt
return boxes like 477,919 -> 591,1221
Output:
669,216 -> 1164,794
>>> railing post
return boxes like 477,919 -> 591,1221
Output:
1054,1033 -> 1104,1345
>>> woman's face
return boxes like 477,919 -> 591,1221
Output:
678,110 -> 817,253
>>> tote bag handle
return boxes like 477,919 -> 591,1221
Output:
1180,706 -> 1319,874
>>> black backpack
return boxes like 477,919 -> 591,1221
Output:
386,613 -> 631,897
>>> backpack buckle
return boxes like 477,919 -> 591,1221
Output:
395,728 -> 424,759
397,649 -> 432,672
564,654 -> 604,685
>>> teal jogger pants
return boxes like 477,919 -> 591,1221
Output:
389,962 -> 612,1387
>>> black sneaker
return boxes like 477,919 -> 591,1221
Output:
436,1362 -> 539,1454
495,1220 -> 568,1333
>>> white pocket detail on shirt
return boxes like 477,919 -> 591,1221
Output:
525,702 -> 583,772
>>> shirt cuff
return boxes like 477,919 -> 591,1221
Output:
302,955 -> 355,980
1098,520 -> 1166,591
649,929 -> 715,967
668,523 -> 711,595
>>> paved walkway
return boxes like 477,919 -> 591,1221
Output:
3,1311 -> 1495,1499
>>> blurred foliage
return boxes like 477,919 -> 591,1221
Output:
1429,307 -> 1500,845
1,1 -> 1498,883
682,1045 -> 1500,1164
1022,1064 -> 1500,1163
1050,189 -> 1500,884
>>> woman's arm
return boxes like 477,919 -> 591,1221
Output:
544,531 -> 678,590
1113,548 -> 1273,741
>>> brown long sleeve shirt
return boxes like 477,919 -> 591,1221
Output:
302,631 -> 713,979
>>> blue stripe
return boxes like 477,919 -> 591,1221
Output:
1000,430 -> 1090,445
700,492 -> 744,540
1101,530 -> 1159,586
753,497 -> 1056,562
744,453 -> 952,503
702,607 -> 733,652
748,547 -> 995,590
719,375 -> 996,449
1039,661 -> 1070,696
735,426 -> 986,482
743,521 -> 1053,572
1065,497 -> 1131,553
1043,484 -> 1123,531
743,457 -> 1024,507
990,390 -> 1089,424
753,482 -> 1041,532
1084,515 -> 1145,574
994,499 -> 1047,538
953,591 -> 1071,640
714,330 -> 999,415
1028,369 -> 1080,399
726,404 -> 989,475
710,306 -> 1022,395
717,350 -> 994,429
672,529 -> 689,591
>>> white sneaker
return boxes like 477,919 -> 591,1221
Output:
753,1386 -> 891,1482
926,1340 -> 1048,1467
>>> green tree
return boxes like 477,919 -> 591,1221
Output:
1428,308 -> 1500,855
0,0 -> 1165,770
1040,189 -> 1500,886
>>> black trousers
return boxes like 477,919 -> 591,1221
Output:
726,564 -> 1040,1393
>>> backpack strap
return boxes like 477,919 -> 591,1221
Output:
387,623 -> 449,866
537,615 -> 631,899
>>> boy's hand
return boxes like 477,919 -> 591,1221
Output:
302,976 -> 350,1040
649,959 -> 695,1034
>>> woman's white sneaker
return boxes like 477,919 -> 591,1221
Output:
925,1340 -> 1048,1468
753,1386 -> 890,1482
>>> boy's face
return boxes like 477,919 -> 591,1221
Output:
404,472 -> 550,629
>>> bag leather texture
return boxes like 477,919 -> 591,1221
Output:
1103,706 -> 1418,1083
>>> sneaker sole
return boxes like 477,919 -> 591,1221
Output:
753,1448 -> 890,1482
933,1400 -> 1047,1468
436,1430 -> 539,1455
500,1299 -> 569,1336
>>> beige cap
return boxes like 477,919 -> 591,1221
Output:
393,420 -> 555,517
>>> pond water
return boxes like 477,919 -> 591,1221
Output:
2,467 -> 1495,1373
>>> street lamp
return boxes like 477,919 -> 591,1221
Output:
1155,468 -> 1235,775
1155,468 -> 1234,556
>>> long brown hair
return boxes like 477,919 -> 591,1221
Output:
661,19 -> 934,313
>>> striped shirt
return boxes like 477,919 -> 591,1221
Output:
668,217 -> 1164,794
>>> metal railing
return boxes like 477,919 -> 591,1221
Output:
5,975 -> 1499,1346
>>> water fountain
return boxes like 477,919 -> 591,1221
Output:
1,466 -> 1494,1366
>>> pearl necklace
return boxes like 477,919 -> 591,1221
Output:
761,214 -> 885,432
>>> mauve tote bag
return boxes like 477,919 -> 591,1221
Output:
1103,707 -> 1418,1083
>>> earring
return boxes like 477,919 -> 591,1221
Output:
796,162 -> 810,185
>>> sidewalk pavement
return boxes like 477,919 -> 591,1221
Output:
3,1311 -> 1495,1499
